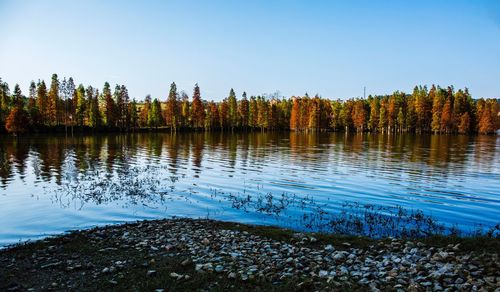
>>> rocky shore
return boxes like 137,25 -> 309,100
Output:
1,218 -> 499,291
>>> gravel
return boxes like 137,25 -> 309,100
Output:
1,218 -> 499,291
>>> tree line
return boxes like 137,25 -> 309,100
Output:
0,74 -> 498,134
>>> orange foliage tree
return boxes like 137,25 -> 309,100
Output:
5,107 -> 30,134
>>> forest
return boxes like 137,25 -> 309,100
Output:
0,74 -> 498,134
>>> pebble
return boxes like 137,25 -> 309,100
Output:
318,270 -> 328,277
324,244 -> 334,251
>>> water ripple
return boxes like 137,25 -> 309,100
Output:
0,132 -> 499,245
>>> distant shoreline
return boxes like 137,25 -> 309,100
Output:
3,125 -> 500,134
1,126 -> 498,136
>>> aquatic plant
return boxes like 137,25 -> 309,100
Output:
49,161 -> 499,239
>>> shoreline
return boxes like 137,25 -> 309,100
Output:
1,218 -> 499,291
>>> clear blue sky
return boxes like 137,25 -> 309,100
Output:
0,0 -> 499,101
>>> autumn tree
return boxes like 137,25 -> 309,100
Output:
238,91 -> 249,129
0,78 -> 10,128
478,99 -> 499,134
113,85 -> 123,128
368,96 -> 379,132
413,86 -> 431,132
87,86 -> 101,128
36,80 -> 48,125
165,82 -> 179,130
249,96 -> 257,129
317,98 -> 331,129
149,98 -> 163,128
307,97 -> 319,130
205,101 -> 219,130
256,96 -> 268,131
379,97 -> 388,132
120,85 -> 130,130
113,85 -> 130,130
352,99 -> 366,132
405,96 -> 417,132
278,98 -> 292,129
28,81 -> 36,105
458,112 -> 471,134
60,77 -> 75,127
5,86 -> 29,134
397,107 -> 405,131
75,84 -> 86,126
388,91 -> 405,132
128,99 -> 139,129
27,81 -> 41,126
140,94 -> 152,127
440,95 -> 453,133
431,86 -> 445,133
329,100 -> 342,130
227,88 -> 238,130
340,99 -> 354,132
296,95 -> 307,129
180,91 -> 190,128
290,97 -> 299,130
452,89 -> 474,133
191,83 -> 205,129
219,99 -> 229,130
12,84 -> 23,107
102,82 -> 116,127
59,78 -> 68,126
268,100 -> 278,130
47,74 -> 59,125
5,107 -> 30,134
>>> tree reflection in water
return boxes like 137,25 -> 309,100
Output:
0,132 -> 498,237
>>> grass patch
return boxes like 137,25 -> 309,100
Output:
211,219 -> 499,253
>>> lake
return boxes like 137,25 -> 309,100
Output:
0,132 -> 499,246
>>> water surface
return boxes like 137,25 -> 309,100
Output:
0,132 -> 499,245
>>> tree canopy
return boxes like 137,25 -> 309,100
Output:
0,74 -> 498,135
